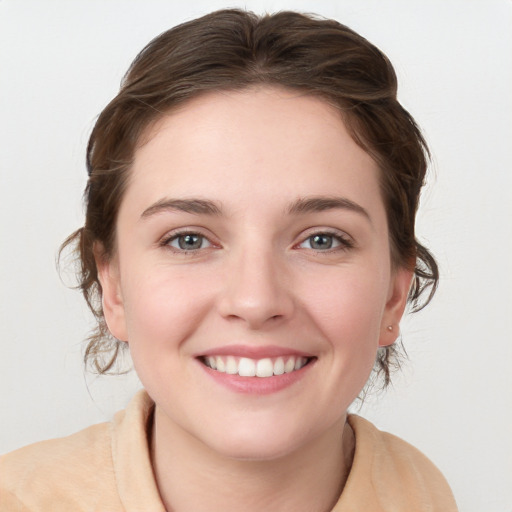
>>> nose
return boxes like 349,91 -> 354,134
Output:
217,246 -> 295,330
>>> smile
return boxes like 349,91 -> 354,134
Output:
201,355 -> 312,378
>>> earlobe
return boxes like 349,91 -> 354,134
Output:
94,243 -> 128,342
379,267 -> 413,347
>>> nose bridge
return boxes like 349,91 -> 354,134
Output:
219,239 -> 293,328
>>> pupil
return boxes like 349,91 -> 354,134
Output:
311,234 -> 332,250
179,234 -> 201,250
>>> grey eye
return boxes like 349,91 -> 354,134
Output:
300,234 -> 342,250
169,233 -> 210,251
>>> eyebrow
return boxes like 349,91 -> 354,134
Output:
287,196 -> 371,221
140,198 -> 222,219
140,195 -> 370,222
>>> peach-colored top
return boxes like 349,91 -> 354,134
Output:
0,390 -> 457,511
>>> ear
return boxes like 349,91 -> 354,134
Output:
379,267 -> 413,347
94,243 -> 128,342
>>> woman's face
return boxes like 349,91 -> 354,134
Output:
99,87 -> 411,460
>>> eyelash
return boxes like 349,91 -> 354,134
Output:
159,229 -> 354,254
296,230 -> 355,253
160,230 -> 215,253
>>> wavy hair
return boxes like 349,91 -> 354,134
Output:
61,9 -> 438,385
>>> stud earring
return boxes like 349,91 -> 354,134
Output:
386,325 -> 393,332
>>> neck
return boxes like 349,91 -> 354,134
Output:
150,406 -> 355,512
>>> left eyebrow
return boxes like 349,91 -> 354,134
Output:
287,196 -> 371,222
140,198 -> 222,219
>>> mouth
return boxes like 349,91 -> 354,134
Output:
199,355 -> 315,378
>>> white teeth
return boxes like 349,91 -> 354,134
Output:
216,357 -> 226,372
284,358 -> 295,373
203,355 -> 310,377
238,357 -> 256,377
273,357 -> 285,375
226,356 -> 238,374
256,358 -> 274,377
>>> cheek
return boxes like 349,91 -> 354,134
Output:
304,269 -> 388,333
121,265 -> 216,353
291,268 -> 390,414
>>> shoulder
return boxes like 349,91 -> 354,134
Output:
348,414 -> 450,478
1,417 -> 121,511
340,415 -> 458,511
0,391 -> 161,512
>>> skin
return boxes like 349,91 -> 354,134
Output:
97,87 -> 412,511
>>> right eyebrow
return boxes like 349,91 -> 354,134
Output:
287,195 -> 371,222
140,198 -> 222,219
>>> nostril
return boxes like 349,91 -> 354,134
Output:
217,267 -> 295,328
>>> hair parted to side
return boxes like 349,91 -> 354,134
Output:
61,9 -> 438,385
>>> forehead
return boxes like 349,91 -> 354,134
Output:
124,87 -> 382,217
138,87 -> 350,159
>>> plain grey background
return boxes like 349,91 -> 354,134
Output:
1,1 -> 511,510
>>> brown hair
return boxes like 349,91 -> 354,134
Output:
62,9 -> 438,385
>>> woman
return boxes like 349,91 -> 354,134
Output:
1,9 -> 458,511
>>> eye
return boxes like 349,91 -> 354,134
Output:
298,232 -> 353,251
166,232 -> 212,251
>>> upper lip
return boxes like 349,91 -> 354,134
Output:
197,344 -> 315,359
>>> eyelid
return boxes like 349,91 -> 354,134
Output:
159,227 -> 220,252
294,227 -> 355,251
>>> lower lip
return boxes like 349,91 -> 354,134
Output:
198,360 -> 314,394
